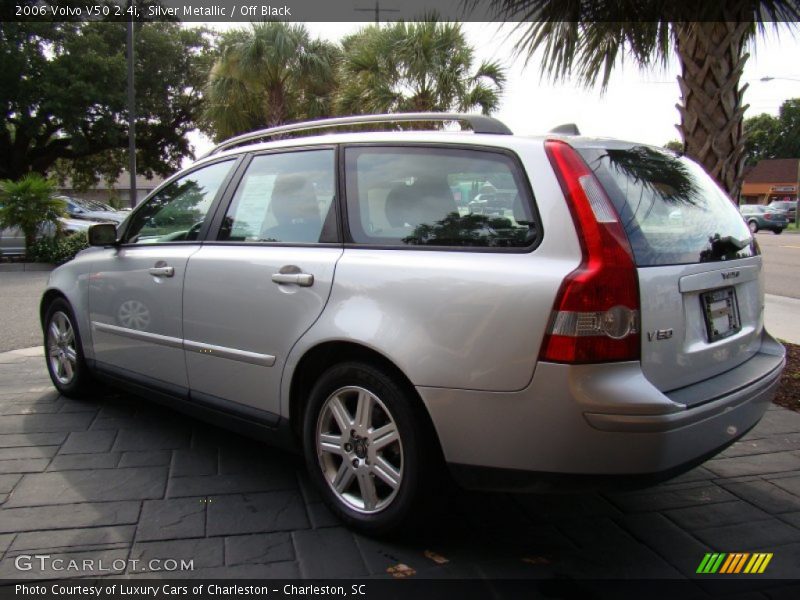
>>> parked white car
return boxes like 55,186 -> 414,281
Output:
58,195 -> 127,225
0,215 -> 92,257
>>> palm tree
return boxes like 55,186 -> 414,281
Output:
337,19 -> 506,117
482,1 -> 800,197
202,22 -> 340,141
0,174 -> 64,257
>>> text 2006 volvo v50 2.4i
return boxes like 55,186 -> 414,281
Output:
40,113 -> 785,533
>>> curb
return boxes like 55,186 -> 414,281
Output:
765,294 -> 800,346
0,346 -> 44,364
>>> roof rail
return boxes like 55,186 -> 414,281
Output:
204,112 -> 513,157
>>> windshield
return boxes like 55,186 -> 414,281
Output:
577,144 -> 756,266
78,198 -> 111,211
59,196 -> 113,212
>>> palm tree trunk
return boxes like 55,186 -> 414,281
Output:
674,21 -> 752,201
266,86 -> 287,128
24,230 -> 37,260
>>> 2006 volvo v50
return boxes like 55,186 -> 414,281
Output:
40,113 -> 786,533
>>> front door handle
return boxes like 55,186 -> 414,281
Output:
272,265 -> 314,287
272,272 -> 314,286
148,265 -> 174,278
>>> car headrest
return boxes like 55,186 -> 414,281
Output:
270,174 -> 320,226
385,184 -> 414,228
407,176 -> 458,226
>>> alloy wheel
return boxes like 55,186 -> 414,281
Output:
47,311 -> 77,385
316,386 -> 403,514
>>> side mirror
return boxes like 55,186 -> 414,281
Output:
88,223 -> 118,246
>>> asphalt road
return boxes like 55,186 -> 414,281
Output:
757,230 -> 800,299
0,234 -> 797,353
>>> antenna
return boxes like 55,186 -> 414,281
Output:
549,123 -> 581,136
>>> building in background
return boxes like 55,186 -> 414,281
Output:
740,158 -> 799,205
58,171 -> 164,207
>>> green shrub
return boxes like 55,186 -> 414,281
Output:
0,174 -> 65,258
28,232 -> 90,265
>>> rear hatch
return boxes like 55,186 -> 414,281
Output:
576,142 -> 762,403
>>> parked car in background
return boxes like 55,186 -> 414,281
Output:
767,199 -> 798,223
58,196 -> 127,225
0,216 -> 92,256
1,195 -> 122,257
467,191 -> 517,216
40,113 -> 785,534
739,204 -> 789,234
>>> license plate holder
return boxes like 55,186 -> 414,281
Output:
701,287 -> 741,343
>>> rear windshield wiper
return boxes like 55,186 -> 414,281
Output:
700,234 -> 751,262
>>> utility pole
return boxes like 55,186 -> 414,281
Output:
354,1 -> 399,24
126,7 -> 137,208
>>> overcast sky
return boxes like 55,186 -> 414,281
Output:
187,21 -> 800,159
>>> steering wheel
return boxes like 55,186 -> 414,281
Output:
185,220 -> 204,241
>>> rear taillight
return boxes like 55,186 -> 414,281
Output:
540,140 -> 640,363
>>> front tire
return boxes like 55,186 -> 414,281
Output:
748,220 -> 759,233
43,298 -> 95,398
302,361 -> 436,535
774,229 -> 783,235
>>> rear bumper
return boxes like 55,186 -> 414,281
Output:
417,330 -> 785,486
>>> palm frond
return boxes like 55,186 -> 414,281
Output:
336,20 -> 506,116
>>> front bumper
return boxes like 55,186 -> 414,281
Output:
417,330 -> 785,486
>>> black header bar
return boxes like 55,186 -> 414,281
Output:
4,0 -> 800,23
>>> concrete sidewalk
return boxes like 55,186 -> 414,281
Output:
1,347 -> 800,583
766,294 -> 800,345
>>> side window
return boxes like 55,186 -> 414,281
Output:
218,149 -> 335,244
344,146 -> 538,248
124,160 -> 234,244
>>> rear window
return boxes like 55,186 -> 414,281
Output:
771,201 -> 796,210
577,145 -> 756,266
344,146 -> 539,249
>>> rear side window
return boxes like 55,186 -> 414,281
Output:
344,146 -> 538,249
577,145 -> 755,266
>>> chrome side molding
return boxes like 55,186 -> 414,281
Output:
91,321 -> 275,367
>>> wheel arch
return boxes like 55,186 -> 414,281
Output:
40,289 -> 68,328
287,341 -> 444,458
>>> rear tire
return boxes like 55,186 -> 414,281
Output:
302,361 -> 438,535
748,220 -> 759,233
774,229 -> 783,235
43,298 -> 95,398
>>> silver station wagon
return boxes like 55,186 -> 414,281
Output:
41,113 -> 786,533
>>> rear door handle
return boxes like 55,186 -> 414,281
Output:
271,272 -> 314,287
148,266 -> 175,278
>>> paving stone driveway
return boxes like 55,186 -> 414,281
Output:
1,346 -> 800,583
